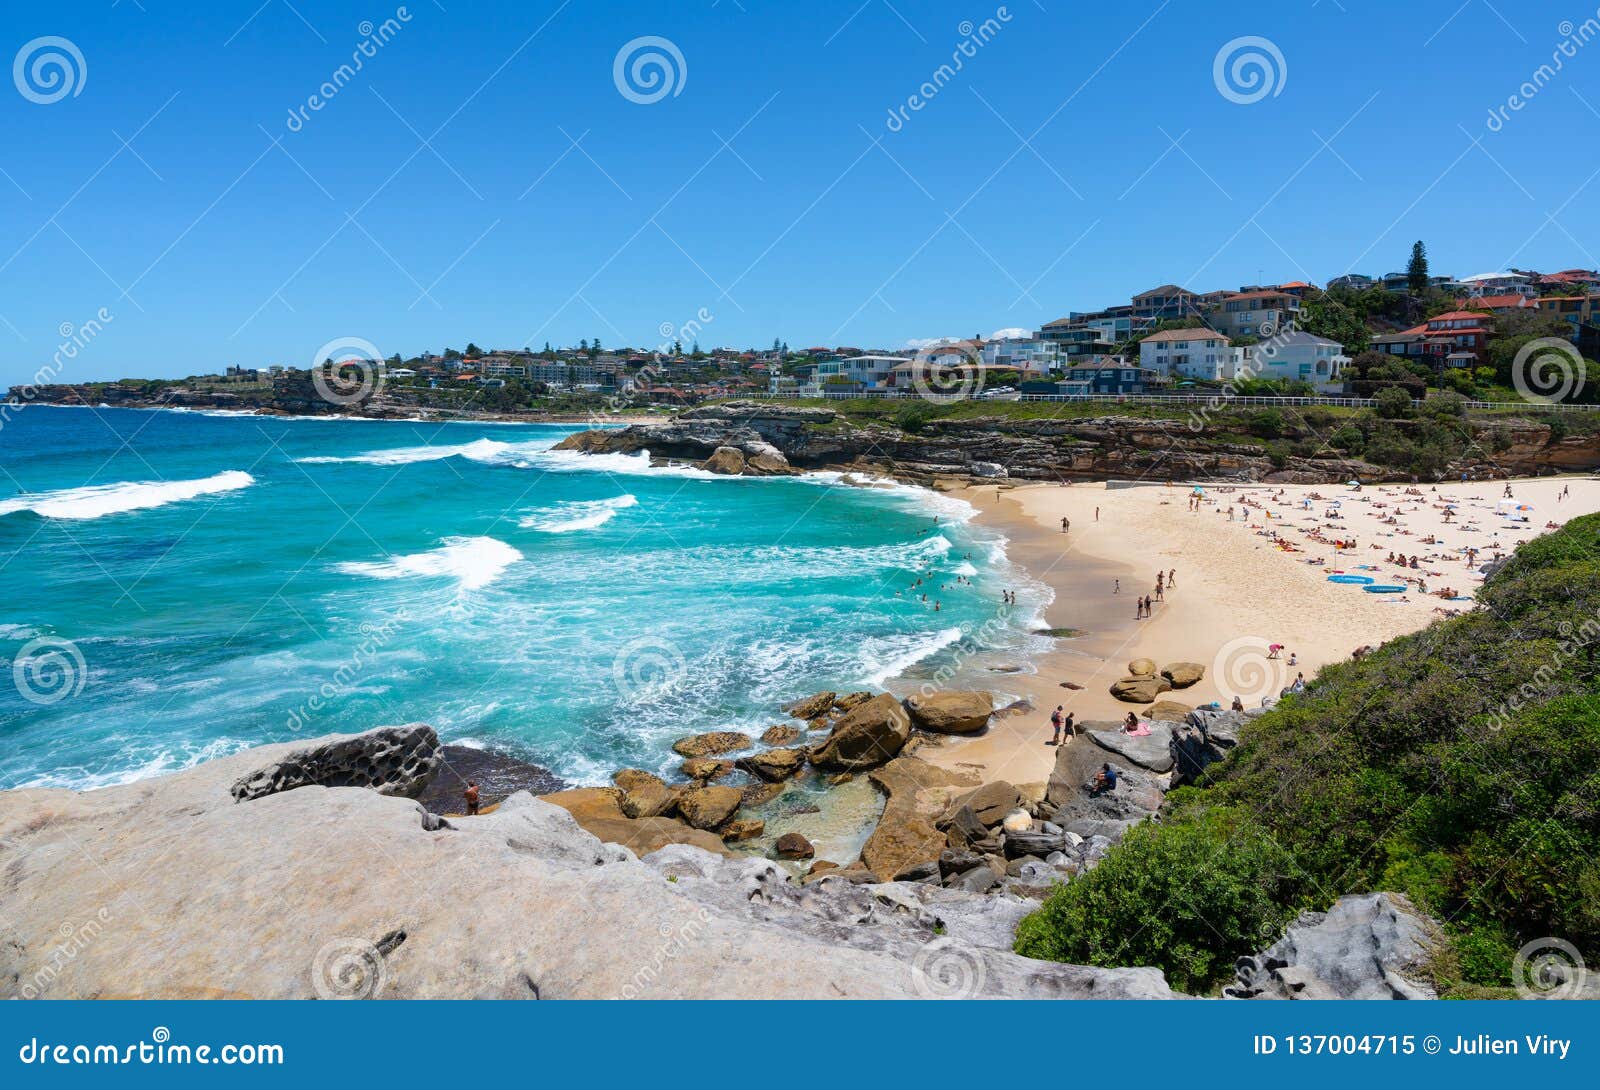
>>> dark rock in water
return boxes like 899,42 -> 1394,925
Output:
416,744 -> 565,813
774,832 -> 815,859
232,723 -> 442,802
740,781 -> 787,807
783,691 -> 836,720
760,724 -> 803,746
736,747 -> 806,782
672,731 -> 752,758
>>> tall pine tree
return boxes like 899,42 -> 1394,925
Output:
1406,241 -> 1429,295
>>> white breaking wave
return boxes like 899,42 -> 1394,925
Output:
336,536 -> 523,590
859,626 -> 964,687
520,494 -> 638,532
298,437 -> 524,466
0,470 -> 255,520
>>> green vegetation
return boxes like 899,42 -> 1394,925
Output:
1016,515 -> 1600,995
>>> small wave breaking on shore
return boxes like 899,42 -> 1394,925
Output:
0,470 -> 255,520
520,494 -> 638,532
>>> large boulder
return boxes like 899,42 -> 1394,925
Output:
760,724 -> 803,746
939,781 -> 1023,829
782,691 -> 836,720
1146,700 -> 1193,723
1045,741 -> 1166,843
0,727 -> 1183,998
229,723 -> 441,802
1161,662 -> 1206,688
1087,721 -> 1178,773
680,758 -> 733,782
1109,675 -> 1172,704
861,757 -> 979,885
1226,893 -> 1443,1000
677,785 -> 744,830
1128,658 -> 1158,678
736,748 -> 806,782
671,731 -> 751,758
540,787 -> 727,856
774,832 -> 814,859
903,691 -> 994,734
619,782 -> 679,820
701,446 -> 746,474
808,693 -> 912,771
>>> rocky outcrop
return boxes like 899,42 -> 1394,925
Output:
861,757 -> 980,882
701,446 -> 746,474
1226,893 -> 1442,1000
760,724 -> 803,746
904,690 -> 994,734
1161,662 -> 1205,688
1109,675 -> 1171,704
229,723 -> 442,802
676,785 -> 744,830
736,748 -> 806,782
1045,740 -> 1166,843
680,758 -> 733,782
1087,720 -> 1178,773
541,786 -> 727,856
783,691 -> 836,720
808,693 -> 912,771
0,728 -> 1182,998
671,731 -> 751,758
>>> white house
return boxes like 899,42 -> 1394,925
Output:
1244,331 -> 1349,392
980,337 -> 1059,372
1138,328 -> 1233,381
813,354 -> 904,390
1459,271 -> 1535,298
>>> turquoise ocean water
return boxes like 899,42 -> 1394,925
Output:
0,407 -> 1043,790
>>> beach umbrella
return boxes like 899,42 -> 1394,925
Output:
1347,480 -> 1359,486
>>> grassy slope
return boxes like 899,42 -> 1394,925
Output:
1015,514 -> 1600,995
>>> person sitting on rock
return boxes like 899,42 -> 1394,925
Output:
464,781 -> 481,816
1090,763 -> 1118,796
1231,695 -> 1244,712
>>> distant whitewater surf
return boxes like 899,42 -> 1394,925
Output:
0,470 -> 254,520
335,536 -> 523,590
520,495 -> 638,532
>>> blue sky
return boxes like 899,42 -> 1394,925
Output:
1,0 -> 1597,385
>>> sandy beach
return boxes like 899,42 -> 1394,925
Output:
918,474 -> 1600,787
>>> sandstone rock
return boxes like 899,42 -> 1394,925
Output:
1087,721 -> 1178,773
760,724 -> 803,746
774,832 -> 814,859
826,773 -> 853,787
939,781 -> 1022,828
229,723 -> 441,802
677,786 -> 744,830
807,859 -> 840,876
1146,700 -> 1193,723
1226,893 -> 1443,1000
833,691 -> 873,713
680,758 -> 733,782
1128,657 -> 1158,678
1001,808 -> 1033,834
612,768 -> 664,793
861,757 -> 978,886
1110,675 -> 1172,704
671,731 -> 751,759
740,782 -> 786,808
619,781 -> 678,820
1161,662 -> 1206,688
808,693 -> 911,771
701,446 -> 747,474
541,787 -> 727,857
783,691 -> 836,720
903,690 -> 995,734
736,748 -> 806,782
720,818 -> 765,842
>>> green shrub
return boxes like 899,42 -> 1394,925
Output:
1014,810 -> 1305,993
1375,386 -> 1414,418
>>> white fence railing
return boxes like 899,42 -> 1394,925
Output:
751,390 -> 1599,412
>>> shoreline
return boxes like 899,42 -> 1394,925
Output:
919,473 -> 1600,786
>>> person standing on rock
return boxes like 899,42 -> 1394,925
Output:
464,781 -> 481,816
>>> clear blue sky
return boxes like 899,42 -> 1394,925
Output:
2,0 -> 1597,385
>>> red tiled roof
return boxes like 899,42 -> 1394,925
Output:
1474,294 -> 1530,309
1428,310 -> 1492,322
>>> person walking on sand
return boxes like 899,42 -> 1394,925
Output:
1049,704 -> 1067,745
1094,506 -> 1099,522
464,780 -> 481,816
1113,578 -> 1120,595
1061,516 -> 1069,533
1168,568 -> 1175,588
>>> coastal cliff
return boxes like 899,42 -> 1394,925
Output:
553,401 -> 1600,483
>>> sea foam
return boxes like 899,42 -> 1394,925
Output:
0,470 -> 255,520
520,494 -> 638,532
336,536 -> 523,590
